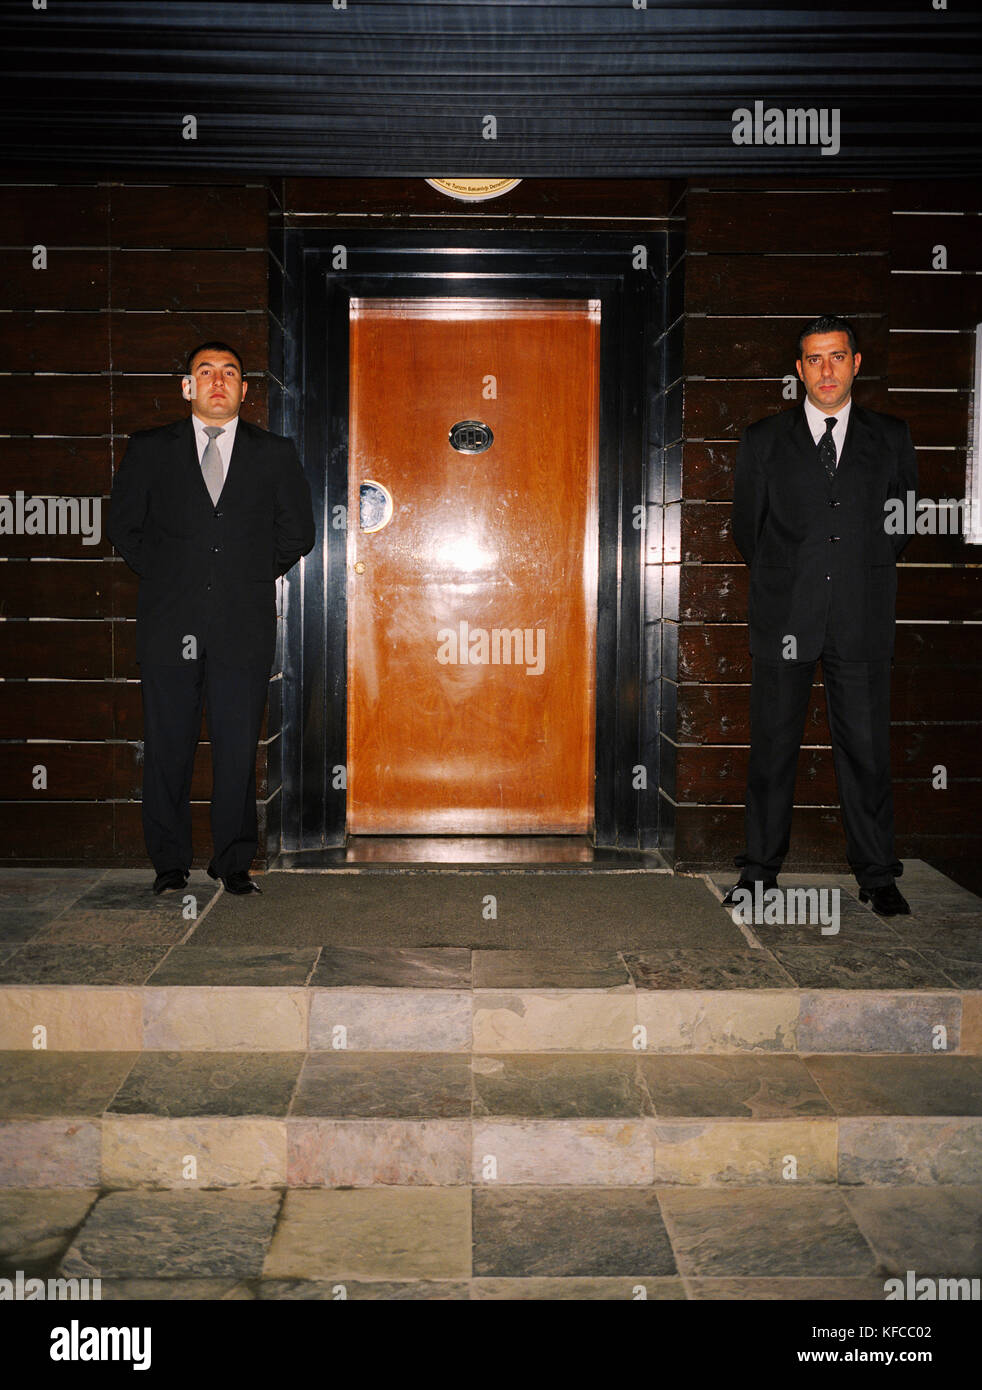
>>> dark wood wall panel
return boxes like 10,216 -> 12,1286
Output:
682,441 -> 970,506
0,252 -> 108,309
1,176 -> 274,865
684,316 -> 890,381
670,176 -> 981,874
0,804 -> 114,859
685,256 -> 886,317
0,681 -> 120,740
2,440 -> 113,495
0,313 -> 111,372
109,313 -> 268,375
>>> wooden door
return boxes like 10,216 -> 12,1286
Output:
346,297 -> 600,833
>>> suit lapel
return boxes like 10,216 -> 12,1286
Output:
218,418 -> 252,506
182,416 -> 214,510
834,402 -> 871,481
184,414 -> 252,508
790,406 -> 818,469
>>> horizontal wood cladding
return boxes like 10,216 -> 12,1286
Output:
889,181 -> 982,216
675,669 -> 981,732
0,183 -> 265,248
676,622 -> 982,686
684,316 -> 890,381
685,189 -> 890,256
0,680 -> 277,742
0,177 -> 278,865
887,331 -> 976,391
0,252 -> 108,310
673,741 -> 981,805
0,312 -> 268,375
0,681 -> 138,740
889,273 -> 982,330
685,255 -> 886,317
890,213 -> 982,274
0,620 -> 288,681
672,803 -> 976,872
681,442 -> 970,504
680,508 -> 978,569
0,741 -> 273,802
108,313 -> 268,375
682,380 -> 893,441
283,177 -> 683,220
671,804 -> 848,871
0,250 -> 266,312
113,379 -> 268,437
107,186 -> 268,249
0,440 -> 112,497
677,685 -> 982,764
684,381 -> 968,449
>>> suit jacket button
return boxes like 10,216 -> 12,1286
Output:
826,575 -> 831,581
830,535 -> 840,542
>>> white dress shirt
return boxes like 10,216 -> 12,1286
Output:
804,396 -> 851,466
192,412 -> 239,485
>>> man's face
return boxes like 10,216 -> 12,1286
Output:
795,331 -> 861,414
184,350 -> 248,424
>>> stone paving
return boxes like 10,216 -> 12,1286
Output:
1,860 -> 980,1299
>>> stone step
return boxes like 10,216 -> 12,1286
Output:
7,1184 -> 982,1297
3,1051 -> 981,1189
1,982 -> 979,1054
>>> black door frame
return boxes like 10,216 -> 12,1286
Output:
276,230 -> 665,850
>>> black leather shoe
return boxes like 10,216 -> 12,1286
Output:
722,876 -> 777,907
208,864 -> 261,895
859,883 -> 910,916
153,869 -> 188,895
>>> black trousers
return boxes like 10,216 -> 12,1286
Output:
139,656 -> 270,878
737,618 -> 902,890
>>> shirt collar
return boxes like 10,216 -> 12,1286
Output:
804,395 -> 851,444
192,412 -> 239,444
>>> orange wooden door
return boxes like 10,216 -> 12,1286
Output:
347,297 -> 600,833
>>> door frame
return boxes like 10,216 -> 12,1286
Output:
276,230 -> 665,850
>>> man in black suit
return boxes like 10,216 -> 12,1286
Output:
107,343 -> 315,895
724,315 -> 918,916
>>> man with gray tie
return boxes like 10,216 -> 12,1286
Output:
107,343 -> 315,895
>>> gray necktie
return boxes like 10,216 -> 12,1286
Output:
201,425 -> 225,506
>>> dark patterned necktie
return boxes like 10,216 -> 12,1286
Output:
818,415 -> 837,481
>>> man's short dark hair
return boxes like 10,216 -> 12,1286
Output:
796,316 -> 858,360
185,342 -> 244,377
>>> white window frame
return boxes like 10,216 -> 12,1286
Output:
968,323 -> 982,544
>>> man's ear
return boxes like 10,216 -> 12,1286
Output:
182,376 -> 195,401
240,379 -> 249,402
852,352 -> 861,376
794,360 -> 804,381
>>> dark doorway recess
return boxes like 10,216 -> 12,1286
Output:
275,231 -> 666,854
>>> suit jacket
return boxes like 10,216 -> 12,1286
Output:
107,415 -> 316,669
731,402 -> 918,662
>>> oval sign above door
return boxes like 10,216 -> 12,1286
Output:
449,420 -> 494,454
